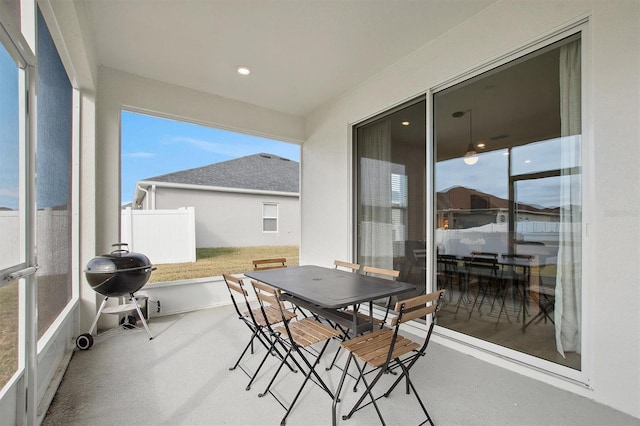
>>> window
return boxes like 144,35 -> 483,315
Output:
433,34 -> 582,371
354,98 -> 427,297
0,33 -> 22,390
263,203 -> 278,232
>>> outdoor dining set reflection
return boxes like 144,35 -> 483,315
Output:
437,251 -> 555,332
223,258 -> 443,426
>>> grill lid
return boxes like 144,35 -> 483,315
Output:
84,243 -> 154,296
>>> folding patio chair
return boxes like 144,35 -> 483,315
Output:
251,279 -> 341,426
463,252 -> 499,319
253,257 -> 308,317
222,274 -> 296,390
362,266 -> 400,327
327,265 -> 401,372
330,260 -> 363,327
326,260 -> 387,371
333,289 -> 445,426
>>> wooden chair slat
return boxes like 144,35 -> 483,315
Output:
252,258 -> 287,270
334,260 -> 361,272
341,329 -> 393,352
362,266 -> 400,279
392,304 -> 438,326
394,289 -> 445,312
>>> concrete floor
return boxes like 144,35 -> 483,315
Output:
43,305 -> 639,426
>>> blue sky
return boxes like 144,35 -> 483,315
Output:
0,44 -> 19,210
121,111 -> 301,204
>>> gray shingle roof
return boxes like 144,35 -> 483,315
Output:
143,153 -> 299,193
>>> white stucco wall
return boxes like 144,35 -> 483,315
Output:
153,187 -> 300,247
302,0 -> 640,418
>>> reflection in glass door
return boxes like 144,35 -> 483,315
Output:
433,34 -> 582,371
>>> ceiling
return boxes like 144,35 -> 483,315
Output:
82,0 -> 495,117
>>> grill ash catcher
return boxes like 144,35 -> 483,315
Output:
76,243 -> 157,350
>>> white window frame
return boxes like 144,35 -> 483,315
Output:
262,202 -> 279,233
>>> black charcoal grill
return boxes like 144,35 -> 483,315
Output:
76,243 -> 155,350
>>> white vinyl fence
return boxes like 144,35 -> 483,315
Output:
0,209 -> 70,275
121,207 -> 196,264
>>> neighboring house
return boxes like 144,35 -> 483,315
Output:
436,186 -> 560,230
132,153 -> 300,248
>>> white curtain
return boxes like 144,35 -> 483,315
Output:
359,119 -> 394,269
555,39 -> 582,357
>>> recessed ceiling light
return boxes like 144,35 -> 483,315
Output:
476,142 -> 485,149
401,121 -> 410,126
237,66 -> 251,76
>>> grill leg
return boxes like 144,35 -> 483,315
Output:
87,296 -> 110,336
130,293 -> 154,340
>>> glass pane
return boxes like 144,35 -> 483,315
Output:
263,203 -> 277,218
434,36 -> 581,370
263,218 -> 277,232
355,99 -> 426,298
0,40 -> 20,390
0,39 -> 22,270
0,281 -> 19,389
36,8 -> 73,338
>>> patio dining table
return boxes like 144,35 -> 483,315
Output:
244,265 -> 416,424
244,264 -> 416,336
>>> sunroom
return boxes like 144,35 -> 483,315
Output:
0,1 -> 638,425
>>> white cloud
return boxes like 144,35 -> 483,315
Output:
0,187 -> 18,197
165,136 -> 263,157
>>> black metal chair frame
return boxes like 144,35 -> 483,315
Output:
463,253 -> 503,320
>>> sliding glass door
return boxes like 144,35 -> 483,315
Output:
433,34 -> 582,370
354,98 -> 427,298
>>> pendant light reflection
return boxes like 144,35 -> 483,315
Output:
464,142 -> 479,165
453,109 -> 479,165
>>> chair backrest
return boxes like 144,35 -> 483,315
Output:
392,289 -> 445,326
437,254 -> 459,272
222,273 -> 251,318
252,258 -> 287,271
391,289 -> 445,352
470,251 -> 498,259
362,265 -> 400,280
334,260 -> 361,272
251,279 -> 288,313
